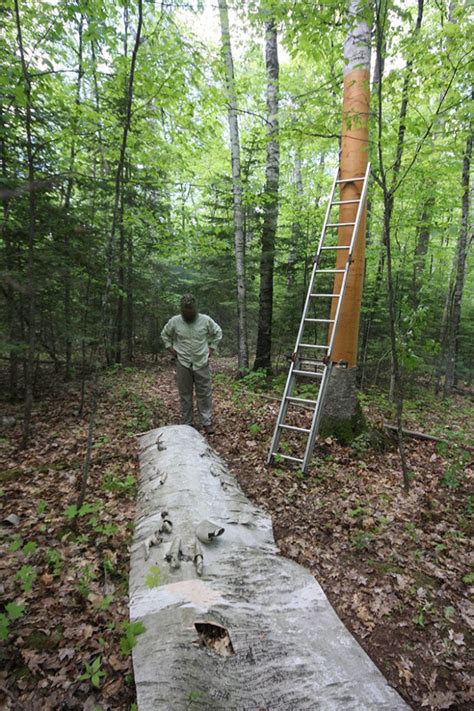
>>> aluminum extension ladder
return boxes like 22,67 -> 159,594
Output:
267,162 -> 371,473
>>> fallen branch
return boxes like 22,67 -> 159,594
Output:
383,423 -> 474,452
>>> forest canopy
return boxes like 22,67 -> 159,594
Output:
0,0 -> 473,419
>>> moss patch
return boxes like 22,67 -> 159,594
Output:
319,402 -> 366,444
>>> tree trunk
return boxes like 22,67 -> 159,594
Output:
411,192 -> 435,308
218,0 -> 249,374
0,104 -> 19,401
254,18 -> 279,372
115,185 -> 125,364
322,0 -> 372,440
374,0 -> 425,490
75,0 -> 143,518
14,0 -> 36,448
126,229 -> 134,361
286,151 -> 303,288
102,0 -> 142,352
63,14 -> 84,380
443,127 -> 472,397
130,425 -> 409,710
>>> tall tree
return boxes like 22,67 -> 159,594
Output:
286,148 -> 303,289
14,0 -> 36,448
374,0 -> 424,490
77,0 -> 143,513
218,0 -> 249,374
254,15 -> 279,371
443,124 -> 472,397
322,0 -> 372,439
63,12 -> 84,380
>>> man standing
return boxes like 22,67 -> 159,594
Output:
161,294 -> 223,434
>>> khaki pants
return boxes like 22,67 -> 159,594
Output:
175,360 -> 213,426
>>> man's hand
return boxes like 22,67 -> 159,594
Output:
168,347 -> 177,357
208,347 -> 215,358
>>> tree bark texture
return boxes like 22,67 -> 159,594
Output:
14,0 -> 36,448
130,425 -> 409,710
218,0 -> 249,374
254,19 -> 279,371
286,151 -> 303,288
443,127 -> 472,397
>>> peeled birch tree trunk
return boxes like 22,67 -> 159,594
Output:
130,425 -> 409,710
322,0 -> 372,441
218,0 -> 249,374
254,18 -> 279,372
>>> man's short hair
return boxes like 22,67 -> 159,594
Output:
180,293 -> 196,309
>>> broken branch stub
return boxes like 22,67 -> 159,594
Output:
130,425 -> 409,710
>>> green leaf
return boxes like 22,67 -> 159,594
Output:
9,537 -> 23,553
0,614 -> 9,641
64,505 -> 78,519
22,541 -> 38,556
16,565 -> 36,593
6,602 -> 25,621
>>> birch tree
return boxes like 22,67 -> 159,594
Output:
218,0 -> 249,374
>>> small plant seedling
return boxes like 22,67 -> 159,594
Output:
37,500 -> 47,514
248,423 -> 261,437
16,565 -> 36,593
79,656 -> 106,688
9,536 -> 23,553
22,541 -> 38,556
95,594 -> 114,611
0,601 -> 25,641
47,549 -> 62,577
120,620 -> 146,656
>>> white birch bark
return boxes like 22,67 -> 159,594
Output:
130,425 -> 409,710
218,0 -> 249,373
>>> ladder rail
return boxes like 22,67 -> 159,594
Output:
302,362 -> 333,470
265,169 -> 339,464
268,163 -> 371,471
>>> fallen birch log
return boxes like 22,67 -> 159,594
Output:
130,425 -> 409,710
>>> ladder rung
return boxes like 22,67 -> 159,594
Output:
304,318 -> 335,323
274,454 -> 304,463
316,269 -> 345,273
336,177 -> 364,183
293,369 -> 323,378
298,343 -> 329,349
286,396 -> 318,405
310,293 -> 341,298
320,246 -> 350,250
332,199 -> 361,205
326,222 -> 356,227
279,424 -> 311,433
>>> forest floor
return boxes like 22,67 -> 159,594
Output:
0,356 -> 473,710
